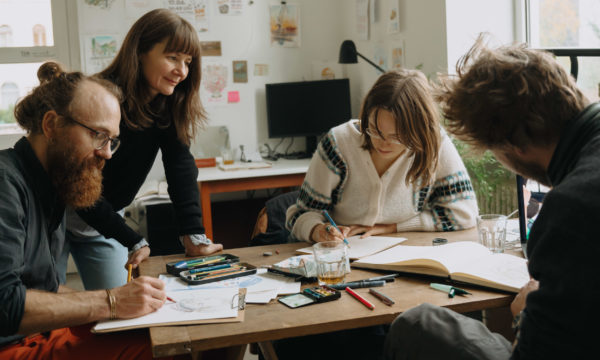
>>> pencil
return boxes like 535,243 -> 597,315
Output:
166,296 -> 177,303
345,287 -> 374,310
127,264 -> 132,283
322,210 -> 349,246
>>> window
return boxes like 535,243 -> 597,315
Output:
0,0 -> 77,135
527,0 -> 600,102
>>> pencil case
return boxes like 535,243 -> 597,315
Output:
165,254 -> 240,275
178,262 -> 257,285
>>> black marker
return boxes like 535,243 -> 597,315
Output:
327,280 -> 385,290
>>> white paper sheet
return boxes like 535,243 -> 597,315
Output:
296,235 -> 407,260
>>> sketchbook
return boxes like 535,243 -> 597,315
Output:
352,241 -> 529,293
296,235 -> 407,260
92,287 -> 244,333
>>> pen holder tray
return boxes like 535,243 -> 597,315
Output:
302,285 -> 341,303
178,262 -> 257,285
166,254 -> 240,275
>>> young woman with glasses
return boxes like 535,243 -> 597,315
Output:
286,70 -> 479,243
57,9 -> 223,290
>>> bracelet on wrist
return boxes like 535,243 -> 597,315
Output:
106,288 -> 117,320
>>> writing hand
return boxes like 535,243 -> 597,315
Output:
111,276 -> 166,319
125,246 -> 151,270
510,279 -> 539,317
182,235 -> 224,256
310,223 -> 349,243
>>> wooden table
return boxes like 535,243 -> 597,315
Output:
140,228 -> 516,358
197,158 -> 310,240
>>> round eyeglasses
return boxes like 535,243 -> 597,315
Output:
64,116 -> 121,154
364,127 -> 403,145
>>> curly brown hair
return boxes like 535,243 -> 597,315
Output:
15,62 -> 122,134
359,69 -> 441,185
100,8 -> 204,145
436,35 -> 588,151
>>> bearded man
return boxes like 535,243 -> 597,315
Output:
0,62 -> 176,360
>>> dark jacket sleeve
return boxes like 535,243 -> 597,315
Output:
160,123 -> 204,236
76,199 -> 143,249
0,169 -> 28,338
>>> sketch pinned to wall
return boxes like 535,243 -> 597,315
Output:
269,3 -> 300,48
254,64 -> 269,76
83,35 -> 118,74
311,61 -> 343,80
164,0 -> 195,25
125,0 -> 153,19
388,0 -> 400,34
201,62 -> 228,106
193,0 -> 210,32
373,44 -> 388,74
84,0 -> 116,9
390,41 -> 404,70
232,60 -> 248,83
356,0 -> 369,41
216,0 -> 244,15
200,41 -> 222,56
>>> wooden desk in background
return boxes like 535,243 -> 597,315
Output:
139,228 -> 516,359
197,158 -> 310,240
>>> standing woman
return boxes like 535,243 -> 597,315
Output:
286,69 -> 478,244
58,9 -> 223,290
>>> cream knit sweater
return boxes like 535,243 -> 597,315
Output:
286,120 -> 478,242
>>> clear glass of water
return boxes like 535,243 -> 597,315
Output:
476,214 -> 507,253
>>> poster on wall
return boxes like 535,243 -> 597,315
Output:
388,0 -> 400,34
232,60 -> 248,83
311,61 -> 343,80
162,0 -> 210,32
356,0 -> 369,40
269,3 -> 301,48
390,41 -> 404,70
254,64 -> 269,76
200,41 -> 222,56
83,35 -> 118,74
83,0 -> 116,9
373,44 -> 388,74
201,62 -> 228,106
125,0 -> 154,19
193,0 -> 210,32
216,0 -> 243,15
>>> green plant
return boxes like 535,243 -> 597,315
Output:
0,105 -> 15,124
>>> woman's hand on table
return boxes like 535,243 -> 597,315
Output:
183,236 -> 224,256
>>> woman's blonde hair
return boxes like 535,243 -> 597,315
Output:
360,69 -> 441,185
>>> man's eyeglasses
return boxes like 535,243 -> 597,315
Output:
364,127 -> 403,145
64,116 -> 121,154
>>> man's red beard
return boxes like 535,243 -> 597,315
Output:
46,140 -> 105,209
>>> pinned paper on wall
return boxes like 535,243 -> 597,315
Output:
200,41 -> 222,56
311,61 -> 343,80
83,35 -> 118,74
84,0 -> 116,9
254,64 -> 269,76
373,44 -> 388,74
233,60 -> 248,83
217,0 -> 244,15
193,0 -> 210,32
390,41 -> 405,70
201,62 -> 228,106
164,0 -> 210,32
125,0 -> 152,19
388,0 -> 400,34
270,3 -> 301,48
356,0 -> 369,40
228,91 -> 240,103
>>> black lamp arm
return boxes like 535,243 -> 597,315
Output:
356,52 -> 386,73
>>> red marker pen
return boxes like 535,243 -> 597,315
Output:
345,287 -> 374,310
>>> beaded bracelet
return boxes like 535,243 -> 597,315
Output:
106,289 -> 117,320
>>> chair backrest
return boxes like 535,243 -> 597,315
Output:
249,190 -> 299,246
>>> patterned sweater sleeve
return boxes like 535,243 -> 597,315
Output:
286,131 -> 348,242
396,134 -> 479,232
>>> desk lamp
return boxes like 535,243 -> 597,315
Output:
339,39 -> 386,73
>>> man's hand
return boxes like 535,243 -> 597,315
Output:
511,279 -> 539,317
125,246 -> 151,270
182,235 -> 224,256
347,223 -> 397,238
110,276 -> 166,319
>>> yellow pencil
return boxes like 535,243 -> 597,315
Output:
127,264 -> 133,283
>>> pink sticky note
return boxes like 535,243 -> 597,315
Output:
228,91 -> 240,103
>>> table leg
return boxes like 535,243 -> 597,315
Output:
199,182 -> 214,240
258,341 -> 279,360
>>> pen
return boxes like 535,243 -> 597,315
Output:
174,256 -> 226,269
430,283 -> 471,298
345,287 -> 375,310
365,274 -> 398,282
127,264 -> 132,283
369,288 -> 395,306
322,210 -> 349,246
328,280 -> 385,290
188,263 -> 232,274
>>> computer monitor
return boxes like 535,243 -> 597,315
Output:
265,78 -> 352,156
516,175 -> 550,258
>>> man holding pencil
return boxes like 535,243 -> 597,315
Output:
0,62 -> 173,359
